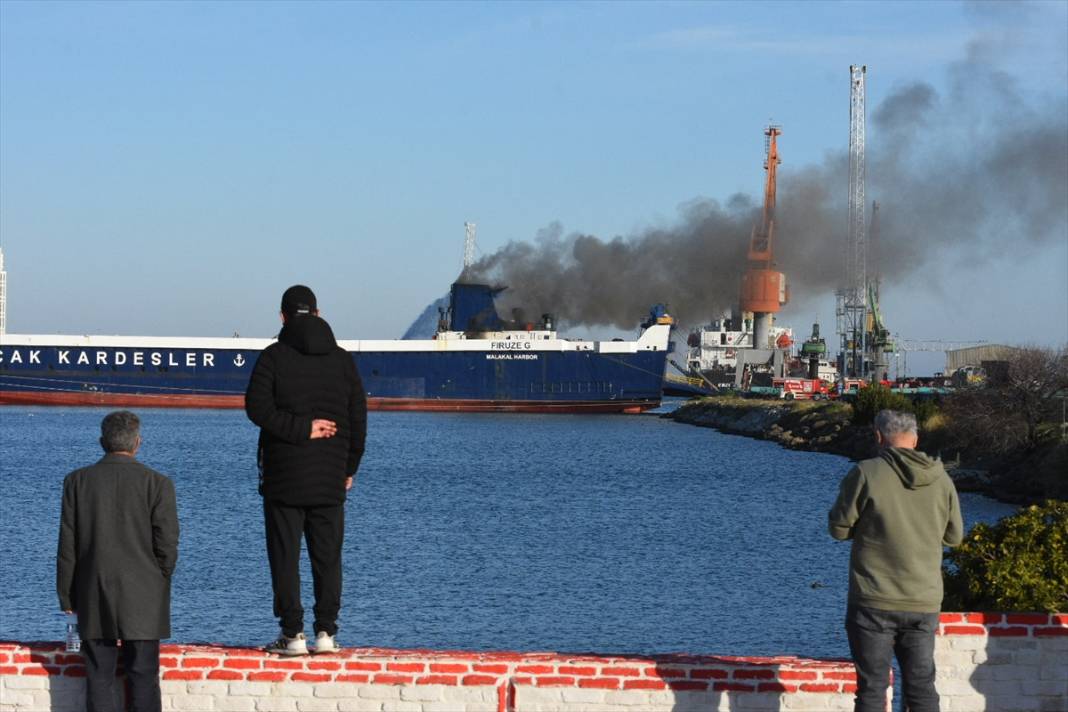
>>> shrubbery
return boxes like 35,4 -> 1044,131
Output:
852,384 -> 918,425
943,500 -> 1068,612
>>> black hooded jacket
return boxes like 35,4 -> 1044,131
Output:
245,315 -> 367,506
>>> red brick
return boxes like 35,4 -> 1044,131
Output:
690,668 -> 728,680
249,671 -> 287,682
373,673 -> 414,685
645,666 -> 687,679
163,670 -> 203,681
557,665 -> 595,676
942,625 -> 987,636
308,660 -> 341,671
1052,614 -> 1068,626
989,626 -> 1029,637
159,657 -> 179,668
464,674 -> 502,686
417,674 -> 458,685
734,668 -> 774,680
345,661 -> 382,672
1035,627 -> 1068,637
800,682 -> 839,692
0,654 -> 8,664
181,657 -> 218,668
516,664 -> 554,674
0,666 -> 18,675
431,663 -> 469,673
387,662 -> 425,673
1006,613 -> 1051,625
473,664 -> 509,674
291,672 -> 331,682
623,679 -> 666,690
939,613 -> 965,623
778,670 -> 819,681
336,673 -> 370,683
844,683 -> 858,694
207,670 -> 243,681
63,667 -> 87,678
601,666 -> 641,677
29,653 -> 53,664
265,659 -> 304,670
223,658 -> 261,670
54,655 -> 83,665
821,671 -> 857,681
965,613 -> 1004,625
579,678 -> 619,689
713,682 -> 755,692
12,654 -> 30,664
21,667 -> 51,676
668,680 -> 708,691
759,682 -> 797,693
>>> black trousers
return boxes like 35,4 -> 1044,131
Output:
263,499 -> 345,638
82,639 -> 160,712
846,604 -> 940,712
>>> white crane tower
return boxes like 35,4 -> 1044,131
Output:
463,221 -> 477,270
836,65 -> 868,378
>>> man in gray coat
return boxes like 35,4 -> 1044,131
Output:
57,411 -> 179,712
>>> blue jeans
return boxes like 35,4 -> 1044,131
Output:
846,605 -> 940,712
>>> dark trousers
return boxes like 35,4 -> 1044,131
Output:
846,605 -> 940,712
82,639 -> 160,712
263,499 -> 344,638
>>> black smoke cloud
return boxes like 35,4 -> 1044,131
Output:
461,36 -> 1067,330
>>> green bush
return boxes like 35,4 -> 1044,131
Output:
943,500 -> 1068,612
852,384 -> 914,425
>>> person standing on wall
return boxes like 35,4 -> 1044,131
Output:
57,411 -> 179,712
828,409 -> 963,712
246,284 -> 367,655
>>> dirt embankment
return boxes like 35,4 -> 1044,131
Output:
667,396 -> 1065,505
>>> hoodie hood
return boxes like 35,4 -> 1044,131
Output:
879,446 -> 945,489
278,315 -> 338,355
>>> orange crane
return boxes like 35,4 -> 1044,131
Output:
740,126 -> 788,349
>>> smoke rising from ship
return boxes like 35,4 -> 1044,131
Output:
459,36 -> 1068,330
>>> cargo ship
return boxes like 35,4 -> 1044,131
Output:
0,282 -> 674,413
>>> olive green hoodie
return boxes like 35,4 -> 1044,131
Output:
829,446 -> 964,612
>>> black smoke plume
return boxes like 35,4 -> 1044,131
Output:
460,37 -> 1067,330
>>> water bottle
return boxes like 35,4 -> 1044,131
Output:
65,613 -> 80,653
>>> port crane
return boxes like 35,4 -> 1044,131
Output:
740,126 -> 788,351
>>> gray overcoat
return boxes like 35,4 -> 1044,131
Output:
56,453 -> 179,640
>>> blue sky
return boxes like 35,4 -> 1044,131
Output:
1,1 -> 1065,373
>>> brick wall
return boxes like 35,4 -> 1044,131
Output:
0,613 -> 1064,711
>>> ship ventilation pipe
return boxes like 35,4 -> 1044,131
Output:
753,313 -> 772,350
542,313 -> 554,331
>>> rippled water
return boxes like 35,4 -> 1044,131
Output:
0,404 -> 1014,658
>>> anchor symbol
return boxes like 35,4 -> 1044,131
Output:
234,354 -> 246,367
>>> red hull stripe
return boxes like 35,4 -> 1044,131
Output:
0,390 -> 657,414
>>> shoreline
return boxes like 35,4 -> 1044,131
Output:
665,396 -> 1062,506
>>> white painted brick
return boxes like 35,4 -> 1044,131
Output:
229,682 -> 277,697
189,680 -> 233,696
314,684 -> 361,699
214,697 -> 257,712
161,681 -> 187,696
949,637 -> 987,651
257,697 -> 297,711
335,699 -> 383,712
600,690 -> 655,707
559,687 -> 611,705
421,703 -> 491,712
398,684 -> 443,702
782,692 -> 853,710
938,679 -> 980,696
985,694 -> 1041,711
516,686 -> 563,705
356,686 -> 404,701
722,692 -> 789,711
943,696 -> 983,712
377,702 -> 422,712
171,694 -> 217,710
295,699 -> 340,712
439,687 -> 497,703
1021,680 -> 1068,697
275,682 -> 317,698
0,691 -> 37,708
1,678 -> 47,690
1041,664 -> 1068,680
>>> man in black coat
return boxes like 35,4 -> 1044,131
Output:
57,410 -> 179,712
246,284 -> 367,655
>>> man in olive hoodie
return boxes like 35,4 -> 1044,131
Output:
829,409 -> 963,712
246,285 -> 367,656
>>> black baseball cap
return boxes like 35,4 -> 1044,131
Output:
281,285 -> 317,317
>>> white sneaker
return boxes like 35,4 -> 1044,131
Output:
265,632 -> 308,656
313,631 -> 340,654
